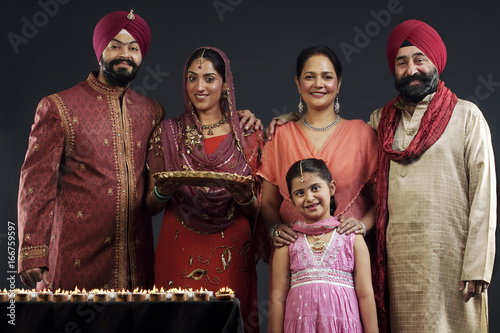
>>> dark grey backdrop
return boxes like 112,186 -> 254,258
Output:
1,0 -> 498,331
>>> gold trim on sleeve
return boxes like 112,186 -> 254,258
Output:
18,245 -> 49,262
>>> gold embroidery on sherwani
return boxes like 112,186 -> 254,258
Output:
106,90 -> 142,289
123,99 -> 139,289
108,95 -> 129,290
49,94 -> 74,156
18,245 -> 49,262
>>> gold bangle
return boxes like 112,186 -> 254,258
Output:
235,191 -> 256,207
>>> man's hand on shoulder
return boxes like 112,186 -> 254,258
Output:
237,110 -> 263,132
266,112 -> 302,141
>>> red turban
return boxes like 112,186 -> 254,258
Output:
93,10 -> 151,63
386,19 -> 447,76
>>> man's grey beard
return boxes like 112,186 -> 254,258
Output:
394,67 -> 439,104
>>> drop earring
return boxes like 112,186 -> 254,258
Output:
298,96 -> 304,113
334,95 -> 340,114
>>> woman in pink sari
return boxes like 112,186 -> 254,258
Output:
145,47 -> 264,332
258,45 -> 378,258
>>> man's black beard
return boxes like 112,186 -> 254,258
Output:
394,67 -> 439,104
101,58 -> 140,87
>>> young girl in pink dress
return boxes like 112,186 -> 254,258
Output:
270,158 -> 378,333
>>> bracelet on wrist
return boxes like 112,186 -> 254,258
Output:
154,186 -> 172,203
234,191 -> 256,207
360,221 -> 367,237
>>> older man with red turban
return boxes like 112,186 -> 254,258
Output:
17,10 -> 164,291
370,19 -> 496,332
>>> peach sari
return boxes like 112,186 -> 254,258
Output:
258,119 -> 377,225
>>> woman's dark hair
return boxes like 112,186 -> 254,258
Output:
296,45 -> 342,79
186,48 -> 226,82
286,158 -> 337,215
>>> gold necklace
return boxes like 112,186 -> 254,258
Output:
201,114 -> 227,135
310,233 -> 326,252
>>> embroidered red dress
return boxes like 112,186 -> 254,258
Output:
147,47 -> 264,333
18,72 -> 164,291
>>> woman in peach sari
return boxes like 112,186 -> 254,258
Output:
258,45 -> 378,256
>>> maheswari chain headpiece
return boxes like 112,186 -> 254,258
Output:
198,48 -> 207,69
299,160 -> 305,182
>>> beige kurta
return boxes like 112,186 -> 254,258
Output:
369,93 -> 496,333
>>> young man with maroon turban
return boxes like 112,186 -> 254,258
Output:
370,19 -> 496,332
17,10 -> 162,291
17,10 -> 262,292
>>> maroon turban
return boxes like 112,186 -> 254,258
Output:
386,19 -> 447,76
93,10 -> 151,62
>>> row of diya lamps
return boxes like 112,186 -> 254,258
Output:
0,286 -> 235,303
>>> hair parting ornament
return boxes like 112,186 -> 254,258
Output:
198,48 -> 206,69
299,160 -> 305,182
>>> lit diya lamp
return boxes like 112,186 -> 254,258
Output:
148,286 -> 166,302
215,287 -> 235,300
92,289 -> 110,302
115,288 -> 131,302
14,288 -> 33,302
170,287 -> 188,302
52,289 -> 69,302
0,288 -> 10,302
193,288 -> 210,302
36,288 -> 53,302
131,288 -> 147,302
70,287 -> 88,302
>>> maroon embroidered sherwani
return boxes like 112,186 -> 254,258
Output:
17,72 -> 164,291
